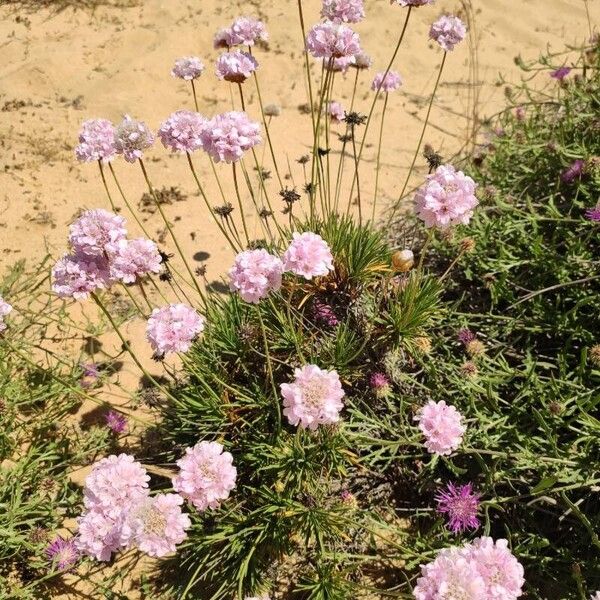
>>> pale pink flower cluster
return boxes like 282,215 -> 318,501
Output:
158,110 -> 207,154
591,593 -> 600,600
53,210 -> 161,299
216,50 -> 259,83
414,400 -> 465,455
0,295 -> 12,334
114,115 -> 155,163
283,232 -> 334,279
321,0 -> 365,23
281,365 -> 345,430
327,101 -> 345,123
173,441 -> 237,511
214,16 -> 268,49
122,494 -> 191,558
306,22 -> 361,59
76,454 -> 190,560
429,14 -> 467,52
109,238 -> 162,284
68,209 -> 127,258
326,55 -> 356,74
52,254 -> 113,300
146,303 -> 205,356
75,119 -> 117,163
228,249 -> 283,303
171,56 -> 205,80
200,111 -> 262,163
414,537 -> 525,600
414,164 -> 479,229
371,70 -> 403,92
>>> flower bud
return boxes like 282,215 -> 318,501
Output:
392,249 -> 414,272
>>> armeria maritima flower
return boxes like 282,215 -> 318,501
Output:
146,303 -> 205,357
414,536 -> 524,600
52,254 -> 113,300
46,536 -> 79,571
171,56 -> 205,80
414,400 -> 465,456
435,482 -> 481,533
75,119 -> 116,163
327,55 -> 356,74
414,164 -> 479,229
281,364 -> 345,430
321,0 -> 365,24
228,249 -> 283,303
158,110 -> 207,154
108,237 -> 162,283
123,493 -> 191,558
228,16 -> 268,47
201,111 -> 261,163
114,115 -> 155,163
306,22 -> 361,59
172,441 -> 237,511
216,50 -> 258,83
371,70 -> 403,92
75,505 -> 127,561
327,101 -> 345,123
429,14 -> 467,52
0,295 -> 12,334
69,209 -> 127,258
282,232 -> 334,279
392,0 -> 434,6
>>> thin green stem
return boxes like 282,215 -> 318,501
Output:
256,307 -> 281,433
190,79 -> 199,112
392,51 -> 447,218
232,162 -> 250,245
98,161 -> 117,212
371,92 -> 389,222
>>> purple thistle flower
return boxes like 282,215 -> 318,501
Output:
46,536 -> 79,571
550,66 -> 571,81
435,482 -> 481,534
457,328 -> 476,345
105,410 -> 127,434
561,159 -> 585,184
585,207 -> 600,222
312,300 -> 339,327
370,372 -> 389,390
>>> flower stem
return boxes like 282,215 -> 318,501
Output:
256,306 -> 281,433
190,79 -> 199,112
232,162 -> 250,245
371,91 -> 389,222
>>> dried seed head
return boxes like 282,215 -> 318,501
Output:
423,144 -> 443,170
214,203 -> 235,218
392,249 -> 414,272
589,344 -> 600,367
297,154 -> 310,165
263,103 -> 281,117
466,339 -> 486,358
460,237 -> 476,253
460,361 -> 478,378
344,111 -> 367,127
279,187 -> 301,204
413,336 -> 432,355
259,208 -> 273,219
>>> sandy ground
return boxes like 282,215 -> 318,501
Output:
0,0 -> 597,597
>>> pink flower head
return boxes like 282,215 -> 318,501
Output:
457,328 -> 476,345
214,28 -> 234,50
75,119 -> 116,163
108,237 -> 162,283
280,364 -> 345,430
327,101 -> 345,123
414,164 -> 479,229
158,110 -> 207,154
114,115 -> 155,163
370,372 -> 390,390
429,14 -> 467,51
105,410 -> 128,434
52,254 -> 113,300
414,400 -> 465,455
75,506 -> 127,561
561,159 -> 585,183
216,50 -> 258,83
201,111 -> 261,163
82,454 -> 150,517
228,249 -> 283,303
283,232 -> 334,279
469,537 -> 525,599
146,303 -> 205,357
124,493 -> 191,557
392,0 -> 434,6
173,441 -> 237,511
306,22 -> 361,59
46,536 -> 79,571
326,55 -> 356,74
0,295 -> 12,334
312,299 -> 339,327
171,56 -> 205,80
228,16 -> 269,46
550,66 -> 571,81
321,0 -> 365,24
69,209 -> 127,258
585,207 -> 600,222
371,70 -> 403,92
353,51 -> 372,70
591,593 -> 600,600
414,545 -> 486,600
435,482 -> 480,533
